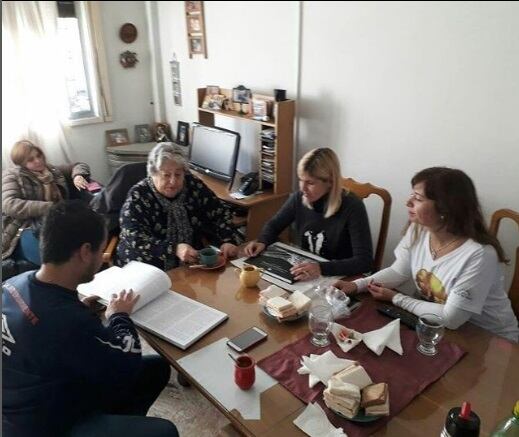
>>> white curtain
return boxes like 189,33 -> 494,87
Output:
2,1 -> 73,168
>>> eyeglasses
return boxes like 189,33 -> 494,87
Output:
158,171 -> 184,182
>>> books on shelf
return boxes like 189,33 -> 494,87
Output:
77,261 -> 228,350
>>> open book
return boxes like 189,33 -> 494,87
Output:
77,261 -> 228,350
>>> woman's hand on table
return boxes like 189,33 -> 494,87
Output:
243,241 -> 265,257
290,262 -> 321,281
333,280 -> 358,294
367,281 -> 397,302
73,175 -> 88,190
176,243 -> 199,264
220,243 -> 238,259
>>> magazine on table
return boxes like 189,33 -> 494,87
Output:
231,242 -> 342,292
78,261 -> 228,350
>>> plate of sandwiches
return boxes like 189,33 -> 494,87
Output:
258,286 -> 311,322
323,364 -> 389,422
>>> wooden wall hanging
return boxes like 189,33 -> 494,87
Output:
185,1 -> 207,58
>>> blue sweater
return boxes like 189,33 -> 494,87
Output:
2,271 -> 142,437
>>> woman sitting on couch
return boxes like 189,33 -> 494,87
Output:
2,140 -> 91,263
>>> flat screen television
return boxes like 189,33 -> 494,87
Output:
188,124 -> 240,185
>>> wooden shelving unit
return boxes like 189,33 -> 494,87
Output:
195,87 -> 295,239
196,88 -> 295,195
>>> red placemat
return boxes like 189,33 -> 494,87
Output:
257,299 -> 466,437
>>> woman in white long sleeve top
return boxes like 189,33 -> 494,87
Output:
335,167 -> 518,343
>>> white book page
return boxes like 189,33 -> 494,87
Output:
131,292 -> 227,349
78,261 -> 171,312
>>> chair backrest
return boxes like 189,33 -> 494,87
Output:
489,208 -> 519,320
90,162 -> 147,265
342,177 -> 392,272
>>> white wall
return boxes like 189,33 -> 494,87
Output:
64,1 -> 155,183
299,1 -> 519,271
150,1 -> 519,278
155,1 -> 299,172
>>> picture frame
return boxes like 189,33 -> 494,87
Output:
153,122 -> 172,143
185,1 -> 207,58
134,124 -> 152,143
206,85 -> 220,96
188,16 -> 202,33
232,85 -> 252,103
105,129 -> 130,147
185,1 -> 202,13
176,121 -> 190,146
189,37 -> 205,55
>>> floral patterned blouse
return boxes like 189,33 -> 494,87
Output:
115,173 -> 241,270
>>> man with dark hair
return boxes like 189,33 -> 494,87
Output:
2,201 -> 178,437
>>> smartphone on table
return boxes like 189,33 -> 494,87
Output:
227,326 -> 268,353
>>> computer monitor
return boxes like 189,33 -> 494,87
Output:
189,124 -> 240,185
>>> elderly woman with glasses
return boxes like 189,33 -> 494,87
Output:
116,143 -> 241,270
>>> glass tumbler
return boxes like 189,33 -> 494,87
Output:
309,304 -> 333,347
416,313 -> 445,356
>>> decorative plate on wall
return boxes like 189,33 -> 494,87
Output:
119,23 -> 137,43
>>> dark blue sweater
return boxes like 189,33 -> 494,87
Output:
2,271 -> 142,437
258,191 -> 373,276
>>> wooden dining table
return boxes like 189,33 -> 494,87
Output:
142,264 -> 519,437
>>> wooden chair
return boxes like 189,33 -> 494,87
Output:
489,208 -> 519,320
342,177 -> 392,272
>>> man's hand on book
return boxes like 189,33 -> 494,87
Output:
176,243 -> 199,264
105,289 -> 140,318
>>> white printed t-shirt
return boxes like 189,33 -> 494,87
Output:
355,225 -> 518,342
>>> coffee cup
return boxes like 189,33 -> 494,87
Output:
199,247 -> 218,267
234,355 -> 255,390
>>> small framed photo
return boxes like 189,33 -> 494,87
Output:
206,85 -> 220,96
188,16 -> 202,33
185,1 -> 202,13
134,124 -> 152,143
189,36 -> 205,55
105,129 -> 130,147
176,121 -> 190,146
153,122 -> 172,142
232,85 -> 251,103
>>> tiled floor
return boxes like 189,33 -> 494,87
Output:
143,339 -> 241,436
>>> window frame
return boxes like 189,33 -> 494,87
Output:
58,1 -> 112,126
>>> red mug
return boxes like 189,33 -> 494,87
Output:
234,355 -> 256,390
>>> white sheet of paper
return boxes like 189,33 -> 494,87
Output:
177,337 -> 277,420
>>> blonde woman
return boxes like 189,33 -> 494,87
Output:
244,147 -> 373,280
2,140 -> 91,261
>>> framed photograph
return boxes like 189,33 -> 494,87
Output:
185,1 -> 202,13
105,129 -> 130,147
188,16 -> 202,33
232,85 -> 252,103
176,121 -> 190,146
134,124 -> 152,143
206,85 -> 220,96
189,37 -> 205,55
153,123 -> 171,142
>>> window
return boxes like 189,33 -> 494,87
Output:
56,1 -> 111,125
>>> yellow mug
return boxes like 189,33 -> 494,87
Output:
237,265 -> 263,288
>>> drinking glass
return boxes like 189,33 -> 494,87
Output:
416,313 -> 445,356
309,305 -> 333,347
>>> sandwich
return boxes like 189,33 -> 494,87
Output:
266,296 -> 297,319
331,363 -> 373,390
259,285 -> 289,304
361,383 -> 389,416
288,291 -> 311,313
323,380 -> 360,418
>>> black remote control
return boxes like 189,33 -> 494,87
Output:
377,305 -> 419,330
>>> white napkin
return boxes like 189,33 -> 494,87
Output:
362,319 -> 403,356
298,351 -> 356,387
330,323 -> 363,353
293,402 -> 347,437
